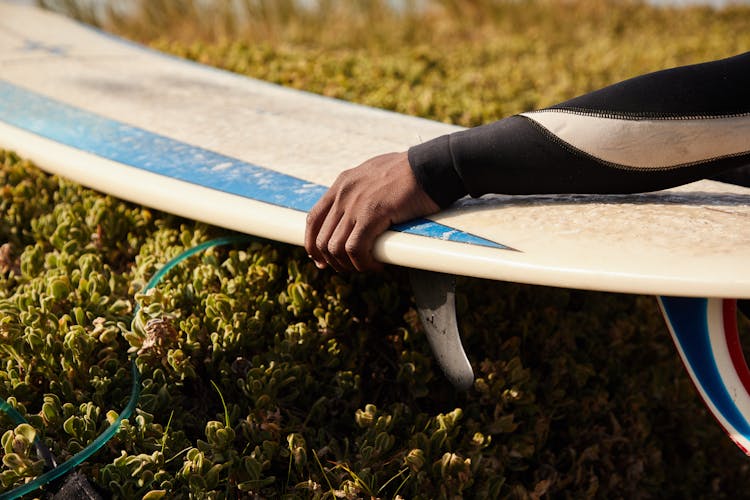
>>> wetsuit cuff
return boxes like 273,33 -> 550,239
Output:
408,135 -> 468,208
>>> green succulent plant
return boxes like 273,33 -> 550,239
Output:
2,1 -> 750,497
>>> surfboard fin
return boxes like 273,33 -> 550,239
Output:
409,269 -> 474,390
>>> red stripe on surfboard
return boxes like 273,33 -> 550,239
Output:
721,299 -> 750,454
723,299 -> 750,397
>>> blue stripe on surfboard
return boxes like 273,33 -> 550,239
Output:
660,296 -> 750,440
0,80 -> 507,250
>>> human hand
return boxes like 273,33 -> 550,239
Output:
305,151 -> 440,272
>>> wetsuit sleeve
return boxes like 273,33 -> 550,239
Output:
407,51 -> 750,208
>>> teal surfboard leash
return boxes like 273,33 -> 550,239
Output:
0,235 -> 253,499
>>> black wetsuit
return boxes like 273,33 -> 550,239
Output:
408,51 -> 750,208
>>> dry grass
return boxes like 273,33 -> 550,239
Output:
47,0 -> 749,127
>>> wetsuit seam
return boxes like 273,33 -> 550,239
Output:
521,116 -> 750,172
535,107 -> 750,121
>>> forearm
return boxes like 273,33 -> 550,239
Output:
408,51 -> 750,208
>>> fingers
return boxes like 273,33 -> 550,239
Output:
346,217 -> 390,272
304,192 -> 333,269
304,151 -> 439,273
307,205 -> 386,272
320,211 -> 355,272
305,195 -> 388,272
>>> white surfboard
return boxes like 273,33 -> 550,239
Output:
2,3 -> 750,455
1,3 -> 748,298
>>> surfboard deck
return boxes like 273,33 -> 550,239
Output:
1,2 -> 748,299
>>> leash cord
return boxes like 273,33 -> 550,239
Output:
0,235 -> 252,499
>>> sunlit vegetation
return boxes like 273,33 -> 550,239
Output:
2,0 -> 749,497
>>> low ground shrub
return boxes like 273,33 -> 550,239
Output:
3,1 -> 750,497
